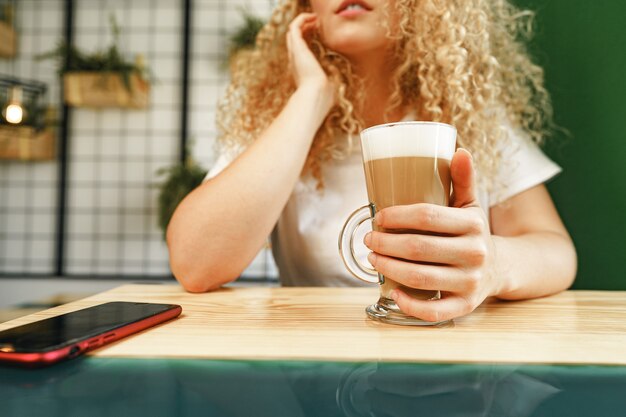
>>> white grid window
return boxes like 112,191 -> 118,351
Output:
0,0 -> 278,280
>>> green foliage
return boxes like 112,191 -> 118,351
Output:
229,11 -> 265,56
156,160 -> 208,240
36,14 -> 150,91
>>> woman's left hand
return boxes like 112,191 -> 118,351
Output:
364,149 -> 501,322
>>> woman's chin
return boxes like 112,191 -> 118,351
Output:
323,37 -> 389,60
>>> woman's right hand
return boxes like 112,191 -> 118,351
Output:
287,13 -> 335,109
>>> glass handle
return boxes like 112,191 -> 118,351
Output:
338,205 -> 379,284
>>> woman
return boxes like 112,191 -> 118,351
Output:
167,0 -> 577,322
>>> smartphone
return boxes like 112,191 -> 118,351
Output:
0,301 -> 182,367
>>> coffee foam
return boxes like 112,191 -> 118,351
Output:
360,122 -> 456,162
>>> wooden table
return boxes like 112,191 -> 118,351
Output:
2,284 -> 625,365
2,285 -> 626,417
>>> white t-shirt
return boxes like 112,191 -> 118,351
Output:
205,124 -> 561,287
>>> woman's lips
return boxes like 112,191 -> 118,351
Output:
335,1 -> 372,18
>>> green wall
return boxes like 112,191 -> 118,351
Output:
516,1 -> 626,289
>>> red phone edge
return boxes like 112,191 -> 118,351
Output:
0,304 -> 182,367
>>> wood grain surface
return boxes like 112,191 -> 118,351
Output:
2,285 -> 626,365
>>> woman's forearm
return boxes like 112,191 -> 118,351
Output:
167,84 -> 333,292
492,231 -> 577,300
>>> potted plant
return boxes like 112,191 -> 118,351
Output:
38,16 -> 151,109
0,4 -> 16,58
156,156 -> 207,240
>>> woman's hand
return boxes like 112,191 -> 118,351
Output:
364,149 -> 501,322
287,13 -> 334,108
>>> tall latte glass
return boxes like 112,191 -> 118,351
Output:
339,121 -> 457,326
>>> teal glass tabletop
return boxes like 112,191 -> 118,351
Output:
1,358 -> 625,416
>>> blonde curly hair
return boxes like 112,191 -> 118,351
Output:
216,0 -> 553,191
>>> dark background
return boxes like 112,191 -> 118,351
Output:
518,0 -> 626,290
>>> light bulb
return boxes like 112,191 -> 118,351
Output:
3,86 -> 25,124
4,103 -> 23,124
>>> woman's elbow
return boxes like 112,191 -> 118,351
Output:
166,221 -> 242,292
550,231 -> 578,293
170,261 -> 236,293
563,239 -> 578,290
179,278 -> 218,294
168,246 -> 239,293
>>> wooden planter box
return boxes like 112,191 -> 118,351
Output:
0,21 -> 16,58
0,125 -> 55,161
63,72 -> 150,109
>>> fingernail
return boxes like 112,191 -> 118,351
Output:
363,232 -> 371,247
367,252 -> 377,266
458,148 -> 473,160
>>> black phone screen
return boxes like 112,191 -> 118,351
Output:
0,302 -> 177,353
